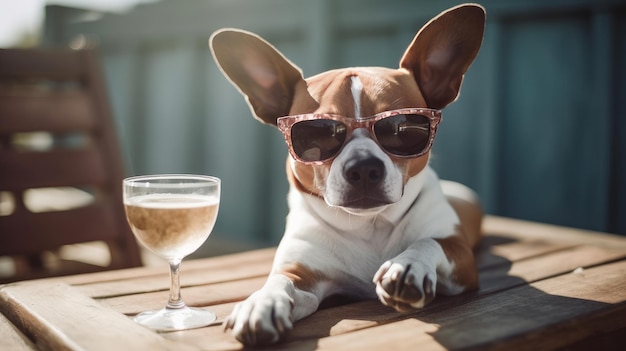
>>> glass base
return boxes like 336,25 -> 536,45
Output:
133,306 -> 216,331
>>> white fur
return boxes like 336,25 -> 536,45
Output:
351,75 -> 363,118
225,166 -> 463,344
280,166 -> 461,295
324,135 -> 403,208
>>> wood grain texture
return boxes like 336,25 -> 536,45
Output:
0,147 -> 107,191
483,216 -> 626,249
271,261 -> 626,350
0,91 -> 96,134
0,282 -> 197,351
0,49 -> 86,79
0,313 -> 36,351
1,218 -> 624,350
75,248 -> 275,298
48,247 -> 276,287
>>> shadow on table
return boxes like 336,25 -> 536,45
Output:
424,243 -> 614,349
261,235 -> 621,350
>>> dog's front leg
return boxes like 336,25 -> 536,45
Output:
224,273 -> 320,346
373,235 -> 477,311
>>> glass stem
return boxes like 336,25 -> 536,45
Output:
167,259 -> 186,310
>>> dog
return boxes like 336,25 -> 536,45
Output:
210,3 -> 485,346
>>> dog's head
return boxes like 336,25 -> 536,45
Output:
210,4 -> 485,215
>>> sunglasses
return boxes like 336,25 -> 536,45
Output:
277,108 -> 442,164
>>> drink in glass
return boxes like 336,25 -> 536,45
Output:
123,174 -> 220,331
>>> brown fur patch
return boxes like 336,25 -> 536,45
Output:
435,231 -> 479,290
302,70 -> 356,116
445,186 -> 483,248
276,262 -> 327,291
286,160 -> 324,199
397,154 -> 431,184
363,68 -> 428,114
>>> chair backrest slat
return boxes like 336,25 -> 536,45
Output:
0,203 -> 118,254
0,92 -> 96,134
0,49 -> 86,80
0,147 -> 107,190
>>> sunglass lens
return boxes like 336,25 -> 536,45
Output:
374,114 -> 430,156
291,120 -> 347,162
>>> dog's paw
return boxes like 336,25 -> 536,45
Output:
373,258 -> 436,311
223,290 -> 294,346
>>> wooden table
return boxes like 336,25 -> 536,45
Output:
2,216 -> 625,350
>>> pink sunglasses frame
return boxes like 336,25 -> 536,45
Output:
276,108 -> 443,165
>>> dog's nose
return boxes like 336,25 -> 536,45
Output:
344,157 -> 386,186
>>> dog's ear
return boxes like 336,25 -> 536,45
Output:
400,4 -> 485,110
210,29 -> 306,125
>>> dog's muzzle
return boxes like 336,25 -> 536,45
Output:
344,156 -> 385,187
324,135 -> 404,211
336,155 -> 392,209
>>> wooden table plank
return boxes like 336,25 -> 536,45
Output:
483,216 -> 626,249
2,217 -> 624,351
478,244 -> 626,294
475,236 -> 575,269
0,282 -> 198,351
0,313 -> 37,351
76,236 -> 626,351
44,248 -> 276,287
75,236 -> 571,300
97,242 -> 624,316
97,276 -> 267,315
272,260 -> 626,350
156,241 -> 626,349
76,254 -> 272,299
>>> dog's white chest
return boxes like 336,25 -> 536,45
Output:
279,168 -> 456,288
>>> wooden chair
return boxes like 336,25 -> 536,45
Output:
0,49 -> 142,283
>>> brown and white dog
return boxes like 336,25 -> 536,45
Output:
210,3 -> 486,346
